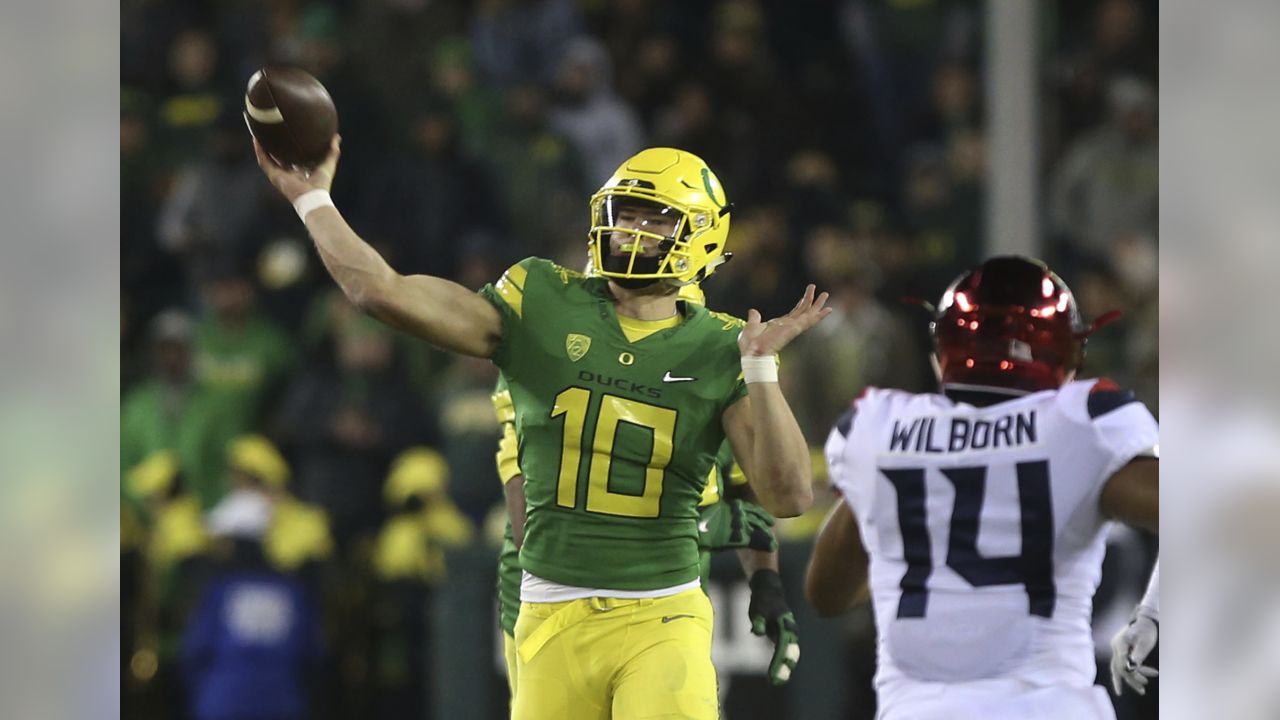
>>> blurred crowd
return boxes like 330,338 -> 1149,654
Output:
120,0 -> 1157,717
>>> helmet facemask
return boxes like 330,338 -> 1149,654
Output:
589,190 -> 722,288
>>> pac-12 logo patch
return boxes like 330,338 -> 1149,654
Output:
566,333 -> 592,362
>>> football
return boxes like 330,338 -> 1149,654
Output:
243,67 -> 338,168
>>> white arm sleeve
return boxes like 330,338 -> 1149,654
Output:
1139,558 -> 1159,618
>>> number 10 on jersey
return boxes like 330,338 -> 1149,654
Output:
552,387 -> 678,518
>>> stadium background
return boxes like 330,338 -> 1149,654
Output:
119,0 -> 1158,717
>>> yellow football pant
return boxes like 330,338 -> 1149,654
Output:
504,630 -> 519,702
512,587 -> 718,720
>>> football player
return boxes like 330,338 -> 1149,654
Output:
804,256 -> 1158,719
489,283 -> 800,707
254,138 -> 827,719
1110,557 -> 1159,696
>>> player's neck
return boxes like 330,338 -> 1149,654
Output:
607,280 -> 680,321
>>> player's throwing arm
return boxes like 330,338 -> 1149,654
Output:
252,134 -> 503,358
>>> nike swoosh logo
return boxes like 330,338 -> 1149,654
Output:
698,519 -> 710,533
661,614 -> 696,623
663,371 -> 696,383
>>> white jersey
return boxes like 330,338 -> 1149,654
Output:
825,379 -> 1158,697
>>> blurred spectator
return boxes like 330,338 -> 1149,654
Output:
121,309 -> 244,509
705,204 -> 806,320
431,356 -> 503,523
154,29 -> 230,167
1049,0 -> 1157,151
470,0 -> 583,88
836,0 -> 980,186
274,293 -> 430,546
192,261 -> 296,472
1048,76 -> 1158,264
156,107 -> 274,283
126,451 -> 210,718
429,37 -> 505,160
781,227 -> 925,439
914,61 -> 981,145
122,90 -> 184,331
370,448 -> 475,717
900,143 -> 983,286
362,99 -> 505,280
486,83 -> 586,261
375,448 -> 476,584
182,488 -> 324,720
223,435 -> 336,584
547,35 -> 645,189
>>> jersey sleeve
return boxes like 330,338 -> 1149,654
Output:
491,378 -> 522,484
477,257 -> 539,370
823,406 -> 857,497
1087,380 -> 1160,479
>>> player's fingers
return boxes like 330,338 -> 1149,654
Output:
1137,666 -> 1159,678
251,136 -> 274,170
811,291 -> 830,314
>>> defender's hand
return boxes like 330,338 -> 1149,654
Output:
697,500 -> 777,552
738,284 -> 832,357
748,569 -> 800,685
1110,607 -> 1159,695
252,134 -> 341,202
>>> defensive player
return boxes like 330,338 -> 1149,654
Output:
254,137 -> 827,719
804,256 -> 1158,719
1110,557 -> 1159,696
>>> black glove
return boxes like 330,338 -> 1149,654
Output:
697,499 -> 777,552
748,569 -> 800,685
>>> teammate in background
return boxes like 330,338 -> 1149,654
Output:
1110,557 -> 1159,696
489,284 -> 800,703
804,256 -> 1158,719
254,136 -> 826,719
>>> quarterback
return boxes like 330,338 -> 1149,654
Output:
254,135 -> 826,719
489,283 -> 801,706
805,257 -> 1158,719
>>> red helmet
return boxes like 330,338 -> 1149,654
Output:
930,256 -> 1109,393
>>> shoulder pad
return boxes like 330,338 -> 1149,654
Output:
1087,378 -> 1139,419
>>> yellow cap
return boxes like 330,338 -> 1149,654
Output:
385,447 -> 450,506
226,435 -> 291,489
126,451 -> 179,499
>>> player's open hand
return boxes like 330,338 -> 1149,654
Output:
1110,607 -> 1159,695
252,134 -> 341,202
738,284 -> 832,357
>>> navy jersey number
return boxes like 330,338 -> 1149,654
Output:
882,460 -> 1055,619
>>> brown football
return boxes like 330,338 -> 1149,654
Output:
244,67 -> 338,168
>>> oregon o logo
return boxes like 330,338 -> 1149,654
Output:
618,352 -> 635,366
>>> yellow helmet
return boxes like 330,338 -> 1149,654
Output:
676,283 -> 706,306
588,147 -> 733,287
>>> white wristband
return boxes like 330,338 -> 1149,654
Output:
741,355 -> 778,384
293,189 -> 334,221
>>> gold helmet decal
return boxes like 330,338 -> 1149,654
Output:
588,148 -> 733,287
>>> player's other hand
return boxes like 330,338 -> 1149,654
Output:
1109,606 -> 1159,695
748,569 -> 800,685
738,284 -> 832,357
697,500 -> 777,552
252,134 -> 341,202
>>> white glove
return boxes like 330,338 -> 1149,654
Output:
1110,605 -> 1159,695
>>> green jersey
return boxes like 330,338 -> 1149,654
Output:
480,258 -> 749,590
